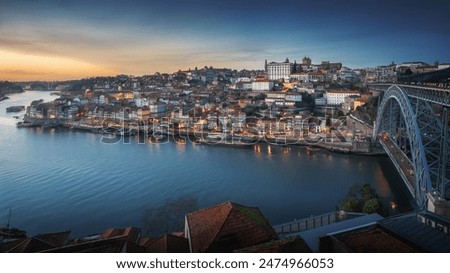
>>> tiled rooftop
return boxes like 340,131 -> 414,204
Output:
185,201 -> 278,252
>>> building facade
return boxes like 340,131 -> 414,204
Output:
252,80 -> 275,91
325,90 -> 361,106
267,58 -> 293,80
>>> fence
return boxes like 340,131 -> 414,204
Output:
273,211 -> 367,234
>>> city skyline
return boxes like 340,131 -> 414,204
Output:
1,0 -> 450,81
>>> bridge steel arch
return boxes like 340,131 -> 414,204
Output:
374,85 -> 433,208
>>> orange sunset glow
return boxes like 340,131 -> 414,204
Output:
0,50 -> 117,81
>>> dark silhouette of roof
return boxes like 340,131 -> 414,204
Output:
319,211 -> 450,253
319,225 -> 417,252
0,231 -> 70,253
143,234 -> 189,253
379,211 -> 450,253
101,227 -> 140,243
185,201 -> 278,252
235,236 -> 311,253
43,235 -> 144,253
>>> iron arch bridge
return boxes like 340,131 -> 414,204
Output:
369,84 -> 450,208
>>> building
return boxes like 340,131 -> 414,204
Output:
415,65 -> 438,74
308,72 -> 326,82
438,63 -> 450,70
290,72 -> 309,82
141,234 -> 189,253
342,95 -> 366,114
265,92 -> 302,107
265,92 -> 285,106
319,211 -> 450,253
149,102 -> 167,117
267,58 -> 293,80
236,81 -> 252,90
325,90 -> 361,106
184,201 -> 278,252
315,97 -> 327,106
302,56 -> 312,66
252,80 -> 275,91
320,61 -> 342,72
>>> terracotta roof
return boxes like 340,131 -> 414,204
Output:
145,234 -> 189,253
416,65 -> 437,69
185,201 -> 278,252
235,236 -> 312,253
139,237 -> 158,247
328,226 -> 417,252
290,73 -> 307,75
102,227 -> 140,243
43,235 -> 145,253
308,72 -> 325,75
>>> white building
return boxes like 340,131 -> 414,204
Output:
297,86 -> 316,94
265,92 -> 302,107
252,80 -> 275,91
265,92 -> 285,105
290,73 -> 309,82
438,63 -> 450,70
325,90 -> 361,106
241,81 -> 253,90
285,93 -> 302,103
267,58 -> 293,80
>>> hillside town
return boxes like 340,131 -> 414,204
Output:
3,58 -> 450,253
9,58 -> 450,154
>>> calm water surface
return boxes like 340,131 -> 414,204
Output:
0,91 -> 412,237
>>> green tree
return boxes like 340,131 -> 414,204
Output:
339,183 -> 387,216
340,198 -> 363,212
362,198 -> 381,214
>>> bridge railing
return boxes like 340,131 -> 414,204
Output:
273,211 -> 367,234
368,83 -> 450,107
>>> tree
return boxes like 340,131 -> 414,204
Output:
339,183 -> 386,216
141,196 -> 199,236
362,198 -> 381,214
340,198 -> 363,212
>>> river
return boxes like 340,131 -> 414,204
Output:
0,91 -> 412,237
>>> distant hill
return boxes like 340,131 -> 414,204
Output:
0,81 -> 24,95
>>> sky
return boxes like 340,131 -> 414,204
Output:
0,0 -> 449,81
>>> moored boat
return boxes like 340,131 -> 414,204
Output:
6,105 -> 25,113
16,121 -> 39,128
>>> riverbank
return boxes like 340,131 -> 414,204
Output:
15,117 -> 385,156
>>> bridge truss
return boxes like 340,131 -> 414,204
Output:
370,84 -> 450,208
